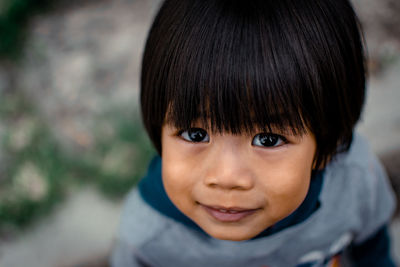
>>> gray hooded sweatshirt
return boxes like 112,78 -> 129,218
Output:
110,134 -> 396,267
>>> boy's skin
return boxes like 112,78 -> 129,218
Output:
161,124 -> 317,241
112,0 -> 397,264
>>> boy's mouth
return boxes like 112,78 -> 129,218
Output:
200,204 -> 259,222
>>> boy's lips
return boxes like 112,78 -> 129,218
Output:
200,204 -> 259,222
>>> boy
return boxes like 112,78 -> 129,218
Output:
111,0 -> 397,266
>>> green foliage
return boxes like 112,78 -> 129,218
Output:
0,0 -> 53,58
0,0 -> 156,233
0,92 -> 155,230
0,93 -> 64,228
62,108 -> 156,198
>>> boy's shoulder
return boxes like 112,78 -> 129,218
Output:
326,132 -> 386,185
333,133 -> 377,167
115,187 -> 172,247
322,132 -> 396,243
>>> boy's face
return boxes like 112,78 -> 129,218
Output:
161,123 -> 317,241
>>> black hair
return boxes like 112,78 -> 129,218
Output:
140,0 -> 367,168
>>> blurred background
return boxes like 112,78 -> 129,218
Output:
0,0 -> 399,266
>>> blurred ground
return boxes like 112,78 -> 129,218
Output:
0,0 -> 399,266
0,188 -> 121,267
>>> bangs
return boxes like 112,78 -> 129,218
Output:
141,0 -> 366,166
153,0 -> 324,135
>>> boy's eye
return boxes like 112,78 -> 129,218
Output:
252,133 -> 286,147
180,128 -> 210,143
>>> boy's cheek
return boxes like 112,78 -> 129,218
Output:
162,150 -> 201,179
162,145 -> 208,182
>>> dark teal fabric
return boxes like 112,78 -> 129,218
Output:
350,225 -> 396,267
138,156 -> 323,237
138,156 -> 198,230
137,156 -> 395,265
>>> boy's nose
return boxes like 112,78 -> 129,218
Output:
203,144 -> 255,191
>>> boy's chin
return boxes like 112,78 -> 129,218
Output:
204,227 -> 263,241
